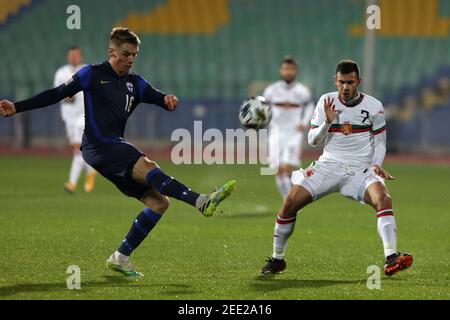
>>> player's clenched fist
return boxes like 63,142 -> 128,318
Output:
0,99 -> 16,117
164,94 -> 178,111
324,96 -> 337,124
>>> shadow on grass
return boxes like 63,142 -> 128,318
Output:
0,275 -> 194,298
250,275 -> 366,291
217,211 -> 275,219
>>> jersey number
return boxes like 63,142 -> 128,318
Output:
361,110 -> 369,123
125,94 -> 134,112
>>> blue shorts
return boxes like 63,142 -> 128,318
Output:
81,141 -> 149,199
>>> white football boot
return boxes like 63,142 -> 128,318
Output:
106,251 -> 143,277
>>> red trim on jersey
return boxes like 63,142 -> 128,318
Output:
373,127 -> 387,135
350,128 -> 372,133
327,127 -> 371,134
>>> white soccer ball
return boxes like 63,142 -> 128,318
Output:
238,96 -> 272,129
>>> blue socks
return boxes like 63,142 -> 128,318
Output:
118,208 -> 162,256
117,168 -> 203,256
145,168 -> 200,207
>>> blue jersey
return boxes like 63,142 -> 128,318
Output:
15,61 -> 168,147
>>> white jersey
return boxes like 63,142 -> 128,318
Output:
54,64 -> 85,124
310,91 -> 386,167
263,80 -> 314,135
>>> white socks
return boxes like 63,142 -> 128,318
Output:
272,214 -> 297,260
275,174 -> 292,199
270,209 -> 398,261
69,151 -> 85,185
377,209 -> 397,258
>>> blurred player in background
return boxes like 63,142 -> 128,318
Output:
263,56 -> 314,199
54,46 -> 97,193
261,60 -> 413,276
0,28 -> 235,277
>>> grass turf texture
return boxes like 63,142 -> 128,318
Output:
0,156 -> 449,300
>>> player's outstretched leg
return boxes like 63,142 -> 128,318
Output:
365,182 -> 413,276
261,185 -> 312,275
133,157 -> 236,217
199,180 -> 237,217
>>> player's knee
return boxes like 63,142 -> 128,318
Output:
381,193 -> 392,207
373,192 -> 392,209
283,187 -> 312,215
153,196 -> 170,214
144,160 -> 159,171
282,195 -> 301,218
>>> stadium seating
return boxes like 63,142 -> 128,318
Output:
0,0 -> 31,24
1,0 -> 449,100
0,0 -> 449,150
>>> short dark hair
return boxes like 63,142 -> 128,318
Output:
68,45 -> 81,52
336,60 -> 360,78
281,55 -> 298,68
109,27 -> 141,47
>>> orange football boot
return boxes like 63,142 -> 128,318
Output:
384,252 -> 413,276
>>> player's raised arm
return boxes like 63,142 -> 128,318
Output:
0,70 -> 85,117
371,104 -> 394,180
136,76 -> 178,111
307,95 -> 337,146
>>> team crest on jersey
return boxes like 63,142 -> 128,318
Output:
126,82 -> 134,93
341,121 -> 352,135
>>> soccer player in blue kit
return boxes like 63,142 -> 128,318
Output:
0,28 -> 236,277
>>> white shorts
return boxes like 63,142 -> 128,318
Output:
64,120 -> 84,145
291,159 -> 385,204
268,131 -> 303,169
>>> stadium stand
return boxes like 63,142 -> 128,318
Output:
0,0 -> 449,151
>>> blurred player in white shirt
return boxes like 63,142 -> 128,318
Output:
54,46 -> 96,193
263,56 -> 314,199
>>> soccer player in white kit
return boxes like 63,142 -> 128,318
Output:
263,56 -> 314,199
261,60 -> 413,277
54,46 -> 96,193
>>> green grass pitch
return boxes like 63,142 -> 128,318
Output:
0,156 -> 449,299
